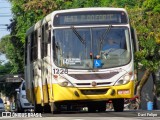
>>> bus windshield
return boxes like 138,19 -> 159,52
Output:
53,26 -> 131,69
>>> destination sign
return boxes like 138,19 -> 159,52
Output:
54,11 -> 128,26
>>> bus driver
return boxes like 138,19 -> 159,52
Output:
95,36 -> 120,60
103,36 -> 120,50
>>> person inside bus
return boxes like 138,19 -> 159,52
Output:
102,36 -> 120,50
95,36 -> 120,59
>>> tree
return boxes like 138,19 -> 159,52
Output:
0,35 -> 23,73
0,60 -> 16,97
128,1 -> 160,109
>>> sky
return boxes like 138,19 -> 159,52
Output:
0,0 -> 12,63
0,0 -> 12,39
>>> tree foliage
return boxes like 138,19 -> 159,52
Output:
0,35 -> 23,73
0,59 -> 15,97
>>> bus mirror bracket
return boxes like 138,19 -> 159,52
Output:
131,27 -> 139,52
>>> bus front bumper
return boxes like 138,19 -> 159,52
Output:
51,81 -> 134,102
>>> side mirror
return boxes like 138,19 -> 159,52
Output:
131,27 -> 139,52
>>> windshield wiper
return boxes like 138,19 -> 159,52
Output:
99,25 -> 112,52
71,26 -> 88,59
71,26 -> 86,45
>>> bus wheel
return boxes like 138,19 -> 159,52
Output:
87,102 -> 97,113
51,102 -> 61,114
33,98 -> 42,113
44,104 -> 51,113
112,98 -> 124,112
34,104 -> 42,113
97,101 -> 106,112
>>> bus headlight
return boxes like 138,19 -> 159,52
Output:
114,72 -> 133,86
57,76 -> 73,87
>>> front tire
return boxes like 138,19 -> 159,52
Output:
97,101 -> 106,112
88,103 -> 97,113
32,83 -> 43,113
112,99 -> 124,112
34,99 -> 43,113
44,104 -> 51,113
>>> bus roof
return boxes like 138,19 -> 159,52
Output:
53,7 -> 127,13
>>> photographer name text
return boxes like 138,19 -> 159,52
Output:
138,112 -> 158,117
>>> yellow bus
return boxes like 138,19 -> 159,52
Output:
25,7 -> 138,113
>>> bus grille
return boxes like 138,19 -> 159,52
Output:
76,82 -> 112,87
68,72 -> 118,80
80,89 -> 108,95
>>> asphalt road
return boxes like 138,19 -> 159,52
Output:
0,110 -> 160,120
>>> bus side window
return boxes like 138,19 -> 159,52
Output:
44,24 -> 48,57
48,24 -> 51,44
41,25 -> 45,58
48,30 -> 51,44
53,34 -> 56,60
42,23 -> 50,57
30,31 -> 38,62
30,33 -> 34,61
25,37 -> 28,65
